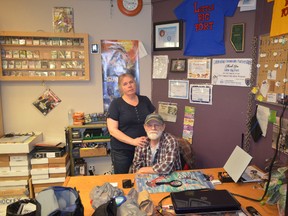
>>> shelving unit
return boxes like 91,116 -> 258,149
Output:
0,31 -> 90,81
66,123 -> 110,176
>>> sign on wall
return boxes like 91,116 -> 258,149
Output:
212,58 -> 252,87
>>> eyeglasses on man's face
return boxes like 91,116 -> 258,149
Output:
145,123 -> 163,129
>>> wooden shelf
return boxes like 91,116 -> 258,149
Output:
0,31 -> 90,81
66,123 -> 110,176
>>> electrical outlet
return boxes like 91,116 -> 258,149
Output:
88,165 -> 95,175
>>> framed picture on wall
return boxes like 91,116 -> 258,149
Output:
153,20 -> 183,51
168,80 -> 189,99
170,59 -> 186,72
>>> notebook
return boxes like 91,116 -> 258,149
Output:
223,146 -> 254,183
171,189 -> 241,214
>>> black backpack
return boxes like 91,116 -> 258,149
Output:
36,186 -> 84,216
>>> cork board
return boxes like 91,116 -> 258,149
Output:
256,34 -> 288,104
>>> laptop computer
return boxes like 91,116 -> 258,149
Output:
223,146 -> 262,183
171,189 -> 241,214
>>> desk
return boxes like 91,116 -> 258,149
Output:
63,168 -> 278,216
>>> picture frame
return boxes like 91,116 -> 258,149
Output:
168,80 -> 189,99
153,20 -> 183,51
230,23 -> 245,52
170,59 -> 186,72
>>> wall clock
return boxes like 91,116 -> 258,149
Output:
117,0 -> 143,16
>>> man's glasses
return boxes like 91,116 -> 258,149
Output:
145,123 -> 163,129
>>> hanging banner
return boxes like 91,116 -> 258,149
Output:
101,40 -> 139,111
270,0 -> 288,37
182,106 -> 195,144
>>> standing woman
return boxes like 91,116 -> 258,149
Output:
107,73 -> 155,174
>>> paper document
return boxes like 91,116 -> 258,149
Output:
241,165 -> 266,182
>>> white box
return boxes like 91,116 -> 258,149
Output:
31,174 -> 49,180
9,160 -> 29,167
0,180 -> 28,187
0,133 -> 43,154
31,158 -> 48,165
31,168 -> 49,175
10,166 -> 29,171
0,167 -> 10,171
32,177 -> 65,184
0,169 -> 29,177
48,161 -> 70,174
10,155 -> 28,162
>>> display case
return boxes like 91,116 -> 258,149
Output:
0,31 -> 90,81
66,123 -> 110,176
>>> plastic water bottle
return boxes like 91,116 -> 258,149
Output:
68,109 -> 74,125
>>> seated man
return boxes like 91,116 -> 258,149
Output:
131,113 -> 182,175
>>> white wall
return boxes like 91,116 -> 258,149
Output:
0,0 -> 152,142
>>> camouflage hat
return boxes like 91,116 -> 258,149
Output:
144,113 -> 164,125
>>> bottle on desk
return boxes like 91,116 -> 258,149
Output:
68,109 -> 74,125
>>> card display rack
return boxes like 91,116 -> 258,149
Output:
66,123 -> 110,176
0,31 -> 90,81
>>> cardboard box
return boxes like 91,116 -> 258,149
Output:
0,133 -> 43,154
49,173 -> 67,178
31,158 -> 48,165
80,147 -> 107,157
31,164 -> 49,169
32,177 -> 65,184
0,167 -> 10,171
0,176 -> 29,181
48,152 -> 69,164
9,160 -> 29,167
31,168 -> 49,175
0,155 -> 9,162
0,169 -> 29,177
49,161 -> 70,174
0,179 -> 28,187
10,154 -> 28,161
0,162 -> 9,167
33,182 -> 63,194
10,166 -> 29,171
31,174 -> 49,180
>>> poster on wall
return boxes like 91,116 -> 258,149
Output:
53,7 -> 74,33
101,40 -> 139,111
212,58 -> 252,87
33,89 -> 62,116
152,55 -> 169,79
158,102 -> 177,122
182,106 -> 195,144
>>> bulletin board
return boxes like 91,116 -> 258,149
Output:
256,33 -> 288,104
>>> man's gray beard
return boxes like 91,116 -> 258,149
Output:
147,131 -> 162,140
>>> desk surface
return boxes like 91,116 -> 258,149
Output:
63,168 -> 278,216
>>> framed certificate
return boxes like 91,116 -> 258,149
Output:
168,80 -> 189,99
153,20 -> 183,51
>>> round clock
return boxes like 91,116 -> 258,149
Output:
117,0 -> 143,16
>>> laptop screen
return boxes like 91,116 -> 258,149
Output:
223,146 -> 252,183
